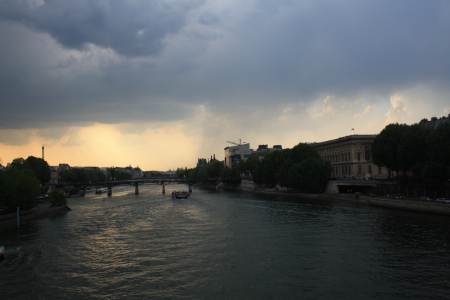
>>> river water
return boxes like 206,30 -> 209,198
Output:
1,184 -> 450,299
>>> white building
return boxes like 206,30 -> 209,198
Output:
224,143 -> 253,168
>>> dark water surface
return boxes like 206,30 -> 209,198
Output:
1,185 -> 450,299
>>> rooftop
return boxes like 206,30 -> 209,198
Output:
312,134 -> 377,147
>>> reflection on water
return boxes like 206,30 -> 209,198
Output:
1,184 -> 450,299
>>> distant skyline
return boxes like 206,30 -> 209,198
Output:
1,0 -> 450,169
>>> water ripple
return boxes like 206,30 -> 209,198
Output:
1,186 -> 450,299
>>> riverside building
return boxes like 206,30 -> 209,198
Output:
224,143 -> 253,168
224,143 -> 283,168
313,135 -> 391,180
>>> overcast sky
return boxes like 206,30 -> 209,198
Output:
1,0 -> 450,169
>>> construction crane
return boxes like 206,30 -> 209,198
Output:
226,139 -> 245,146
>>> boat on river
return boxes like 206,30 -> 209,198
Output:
171,191 -> 190,199
95,188 -> 107,195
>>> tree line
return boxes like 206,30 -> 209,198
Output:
177,143 -> 331,193
176,159 -> 241,185
0,156 -> 65,212
373,120 -> 450,183
58,166 -> 141,185
242,143 -> 330,193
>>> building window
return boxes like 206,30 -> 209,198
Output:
378,166 -> 382,175
358,165 -> 362,175
365,146 -> 371,161
357,152 -> 361,161
368,165 -> 372,174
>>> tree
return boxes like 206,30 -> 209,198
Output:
176,168 -> 188,178
398,125 -> 427,173
243,143 -> 330,192
428,123 -> 450,170
48,190 -> 67,207
289,143 -> 320,163
25,156 -> 51,185
9,156 -> 50,185
9,158 -> 26,170
373,124 -> 407,174
0,169 -> 40,210
222,166 -> 241,184
374,120 -> 450,182
287,159 -> 330,193
207,160 -> 224,179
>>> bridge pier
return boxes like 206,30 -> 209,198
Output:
135,182 -> 139,195
162,182 -> 166,195
188,184 -> 192,194
107,185 -> 112,197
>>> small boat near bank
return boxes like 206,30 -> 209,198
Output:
171,191 -> 190,199
95,188 -> 107,195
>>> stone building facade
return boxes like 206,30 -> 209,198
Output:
313,135 -> 391,180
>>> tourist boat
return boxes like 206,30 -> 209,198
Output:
95,188 -> 107,195
171,191 -> 190,199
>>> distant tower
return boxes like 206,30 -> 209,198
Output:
42,145 -> 45,160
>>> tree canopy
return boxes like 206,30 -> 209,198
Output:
242,143 -> 330,192
60,167 -> 106,185
179,143 -> 330,193
0,168 -> 40,210
373,121 -> 450,181
9,156 -> 50,185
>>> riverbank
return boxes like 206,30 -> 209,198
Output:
215,183 -> 450,216
0,203 -> 70,231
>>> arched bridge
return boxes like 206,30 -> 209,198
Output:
52,178 -> 190,197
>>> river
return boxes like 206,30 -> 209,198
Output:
1,184 -> 450,299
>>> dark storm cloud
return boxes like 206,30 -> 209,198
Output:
0,0 -> 202,56
0,0 -> 450,130
192,0 -> 450,101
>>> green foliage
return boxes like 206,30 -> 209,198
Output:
25,156 -> 51,185
373,124 -> 406,173
181,158 -> 242,184
9,156 -> 50,185
176,168 -> 188,178
180,144 -> 330,192
222,166 -> 241,185
243,143 -> 330,192
287,159 -> 331,193
48,190 -> 67,207
9,158 -> 26,170
373,121 -> 450,181
0,169 -> 40,210
290,143 -> 320,162
60,167 -> 106,184
185,159 -> 227,184
207,160 -> 224,179
107,168 -> 132,181
427,123 -> 450,169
